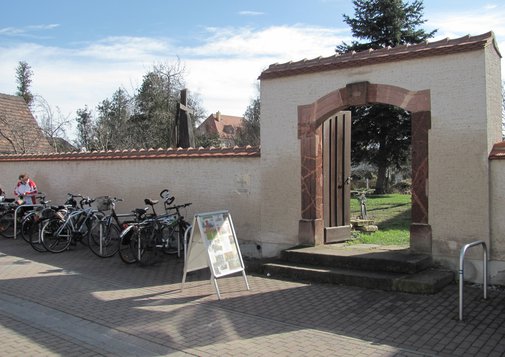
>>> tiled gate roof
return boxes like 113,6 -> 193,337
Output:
259,32 -> 500,80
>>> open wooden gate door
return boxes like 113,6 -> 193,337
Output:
323,111 -> 352,243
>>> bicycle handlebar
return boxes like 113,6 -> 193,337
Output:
79,197 -> 95,208
66,193 -> 95,208
166,202 -> 192,210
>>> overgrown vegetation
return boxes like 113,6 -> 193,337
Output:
349,193 -> 411,246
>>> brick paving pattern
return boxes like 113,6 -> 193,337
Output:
0,238 -> 504,356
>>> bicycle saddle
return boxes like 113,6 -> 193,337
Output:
133,207 -> 149,215
144,199 -> 158,205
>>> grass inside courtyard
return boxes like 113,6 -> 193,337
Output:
349,193 -> 411,246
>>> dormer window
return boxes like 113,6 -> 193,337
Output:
223,125 -> 235,134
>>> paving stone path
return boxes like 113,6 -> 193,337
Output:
0,238 -> 504,356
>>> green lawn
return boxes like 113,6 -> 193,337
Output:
349,193 -> 411,246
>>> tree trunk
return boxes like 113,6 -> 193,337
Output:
375,164 -> 388,194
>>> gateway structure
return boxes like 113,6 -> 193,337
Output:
257,32 -> 505,283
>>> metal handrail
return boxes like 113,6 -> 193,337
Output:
459,240 -> 488,321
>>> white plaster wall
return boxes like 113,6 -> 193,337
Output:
487,42 -> 505,281
260,48 -> 502,262
259,79 -> 303,252
485,43 -> 503,148
0,157 -> 262,256
431,45 -> 502,284
488,160 -> 505,284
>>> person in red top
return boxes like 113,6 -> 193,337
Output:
14,173 -> 38,204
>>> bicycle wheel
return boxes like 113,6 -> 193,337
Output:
73,212 -> 102,247
29,220 -> 47,252
89,219 -> 120,258
0,211 -> 15,238
21,213 -> 37,244
161,225 -> 178,255
41,218 -> 71,253
135,224 -> 160,266
163,220 -> 191,256
119,226 -> 138,264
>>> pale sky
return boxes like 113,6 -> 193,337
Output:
0,0 -> 504,140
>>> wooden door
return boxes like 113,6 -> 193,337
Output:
323,111 -> 352,243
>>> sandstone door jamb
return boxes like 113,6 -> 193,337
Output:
297,82 -> 431,253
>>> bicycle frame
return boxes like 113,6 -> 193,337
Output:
93,197 -> 148,257
53,207 -> 96,239
118,190 -> 191,264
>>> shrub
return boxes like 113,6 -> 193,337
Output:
390,179 -> 411,194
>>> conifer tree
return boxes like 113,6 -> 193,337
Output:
15,61 -> 34,108
338,0 -> 436,193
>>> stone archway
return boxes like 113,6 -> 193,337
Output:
297,81 -> 431,253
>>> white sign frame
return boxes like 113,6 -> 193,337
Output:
181,210 -> 250,299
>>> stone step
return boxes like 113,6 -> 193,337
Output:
281,245 -> 432,274
262,261 -> 455,294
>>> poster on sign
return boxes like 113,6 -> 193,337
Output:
198,211 -> 243,277
181,210 -> 250,299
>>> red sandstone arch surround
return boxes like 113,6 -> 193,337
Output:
297,82 -> 432,253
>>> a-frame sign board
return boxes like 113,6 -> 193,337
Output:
181,210 -> 250,299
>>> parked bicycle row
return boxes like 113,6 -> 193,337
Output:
0,189 -> 192,266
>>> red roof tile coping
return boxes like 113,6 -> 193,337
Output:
489,141 -> 505,160
259,32 -> 501,80
0,146 -> 260,162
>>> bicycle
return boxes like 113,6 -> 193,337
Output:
23,194 -> 78,252
118,189 -> 172,264
89,196 -> 149,258
162,202 -> 192,257
0,200 -> 19,238
120,190 -> 191,265
20,193 -> 52,244
40,194 -> 101,253
0,194 -> 46,239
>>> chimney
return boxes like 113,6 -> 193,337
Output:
216,111 -> 221,121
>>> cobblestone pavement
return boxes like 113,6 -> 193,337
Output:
0,237 -> 504,356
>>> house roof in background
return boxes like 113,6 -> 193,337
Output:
196,112 -> 244,139
0,93 -> 53,154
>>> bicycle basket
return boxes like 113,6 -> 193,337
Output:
96,196 -> 112,211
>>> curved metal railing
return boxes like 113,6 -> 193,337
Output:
459,240 -> 488,321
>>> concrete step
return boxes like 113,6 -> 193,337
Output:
281,245 -> 432,274
250,244 -> 455,294
262,261 -> 455,294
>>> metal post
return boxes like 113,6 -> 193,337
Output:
99,222 -> 103,255
459,240 -> 488,321
183,225 -> 192,261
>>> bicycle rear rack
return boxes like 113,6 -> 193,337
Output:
459,240 -> 488,321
